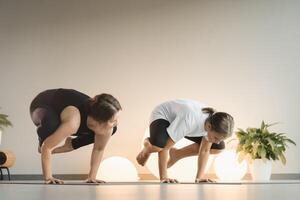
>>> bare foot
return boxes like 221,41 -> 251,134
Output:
167,147 -> 178,168
136,138 -> 152,166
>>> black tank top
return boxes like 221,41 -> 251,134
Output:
30,88 -> 92,135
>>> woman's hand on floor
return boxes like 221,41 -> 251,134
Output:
45,177 -> 64,184
86,178 -> 106,184
195,178 -> 216,183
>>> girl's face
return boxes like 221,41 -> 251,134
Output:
205,122 -> 227,144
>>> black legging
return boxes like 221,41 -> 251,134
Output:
31,107 -> 60,147
30,107 -> 117,149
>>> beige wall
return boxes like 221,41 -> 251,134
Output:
0,0 -> 299,175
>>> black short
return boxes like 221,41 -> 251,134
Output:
184,136 -> 225,150
149,119 -> 171,148
149,119 -> 225,149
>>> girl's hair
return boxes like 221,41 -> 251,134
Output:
202,107 -> 234,137
85,93 -> 122,122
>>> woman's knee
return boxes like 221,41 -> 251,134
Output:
37,109 -> 60,146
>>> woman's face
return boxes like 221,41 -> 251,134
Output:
87,111 -> 120,134
205,122 -> 227,144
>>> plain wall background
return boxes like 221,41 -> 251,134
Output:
0,0 -> 299,176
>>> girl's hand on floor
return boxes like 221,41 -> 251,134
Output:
195,178 -> 216,183
86,178 -> 106,184
161,178 -> 179,184
45,177 -> 64,184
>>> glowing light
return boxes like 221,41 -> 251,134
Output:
213,150 -> 247,181
97,156 -> 138,182
143,129 -> 214,181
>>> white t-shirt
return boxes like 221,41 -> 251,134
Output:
150,99 -> 210,143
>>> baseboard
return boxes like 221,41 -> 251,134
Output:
1,174 -> 88,181
1,173 -> 300,181
138,173 -> 300,181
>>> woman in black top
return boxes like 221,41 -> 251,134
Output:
30,88 -> 121,184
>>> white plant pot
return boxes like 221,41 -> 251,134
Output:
250,159 -> 272,181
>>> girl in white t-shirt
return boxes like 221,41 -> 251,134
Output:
136,99 -> 234,183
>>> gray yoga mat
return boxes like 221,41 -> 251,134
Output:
1,180 -> 300,185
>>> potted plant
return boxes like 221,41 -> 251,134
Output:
236,121 -> 296,181
0,109 -> 13,145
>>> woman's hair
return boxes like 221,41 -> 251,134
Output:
202,107 -> 234,137
86,93 -> 122,122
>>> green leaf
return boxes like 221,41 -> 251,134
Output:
266,122 -> 280,128
285,138 -> 296,146
237,128 -> 247,134
279,153 -> 286,165
259,146 -> 267,161
237,152 -> 246,163
261,121 -> 266,130
0,112 -> 13,130
266,138 -> 276,151
0,114 -> 9,118
236,145 -> 243,153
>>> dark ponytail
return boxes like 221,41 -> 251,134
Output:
86,93 -> 122,122
202,107 -> 234,137
202,107 -> 216,116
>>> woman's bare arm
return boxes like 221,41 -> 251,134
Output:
40,106 -> 80,184
87,129 -> 112,183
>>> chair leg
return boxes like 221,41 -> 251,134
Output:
0,168 -> 3,180
6,167 -> 11,180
